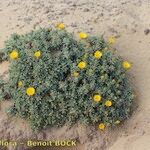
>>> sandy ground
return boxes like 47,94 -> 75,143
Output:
0,0 -> 150,150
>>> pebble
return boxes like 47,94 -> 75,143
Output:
144,29 -> 150,35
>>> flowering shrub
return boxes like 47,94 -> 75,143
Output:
0,27 -> 134,131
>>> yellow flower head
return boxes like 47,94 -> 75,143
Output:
99,123 -> 105,130
18,81 -> 23,87
108,36 -> 116,45
56,23 -> 65,29
26,87 -> 36,96
78,61 -> 86,69
94,50 -> 102,59
122,61 -> 131,69
79,32 -> 88,39
34,51 -> 41,58
105,100 -> 112,107
93,94 -> 102,102
9,50 -> 19,60
73,71 -> 79,77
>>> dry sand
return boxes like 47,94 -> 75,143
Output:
0,0 -> 150,150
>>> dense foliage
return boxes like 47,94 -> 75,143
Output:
0,28 -> 134,131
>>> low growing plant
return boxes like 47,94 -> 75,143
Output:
0,25 -> 134,131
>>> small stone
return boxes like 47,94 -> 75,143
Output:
144,29 -> 150,35
44,7 -> 50,14
83,8 -> 90,12
72,3 -> 77,7
131,28 -> 136,33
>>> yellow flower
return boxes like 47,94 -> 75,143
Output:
9,50 -> 19,60
79,32 -> 88,39
34,51 -> 41,58
93,94 -> 102,102
94,50 -> 102,59
78,61 -> 86,69
73,71 -> 79,77
105,100 -> 112,107
18,81 -> 23,87
56,23 -> 65,29
99,123 -> 105,130
26,87 -> 36,96
108,36 -> 116,44
122,61 -> 131,69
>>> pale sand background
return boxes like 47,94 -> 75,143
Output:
0,0 -> 150,150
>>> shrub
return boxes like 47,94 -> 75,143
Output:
0,27 -> 134,131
